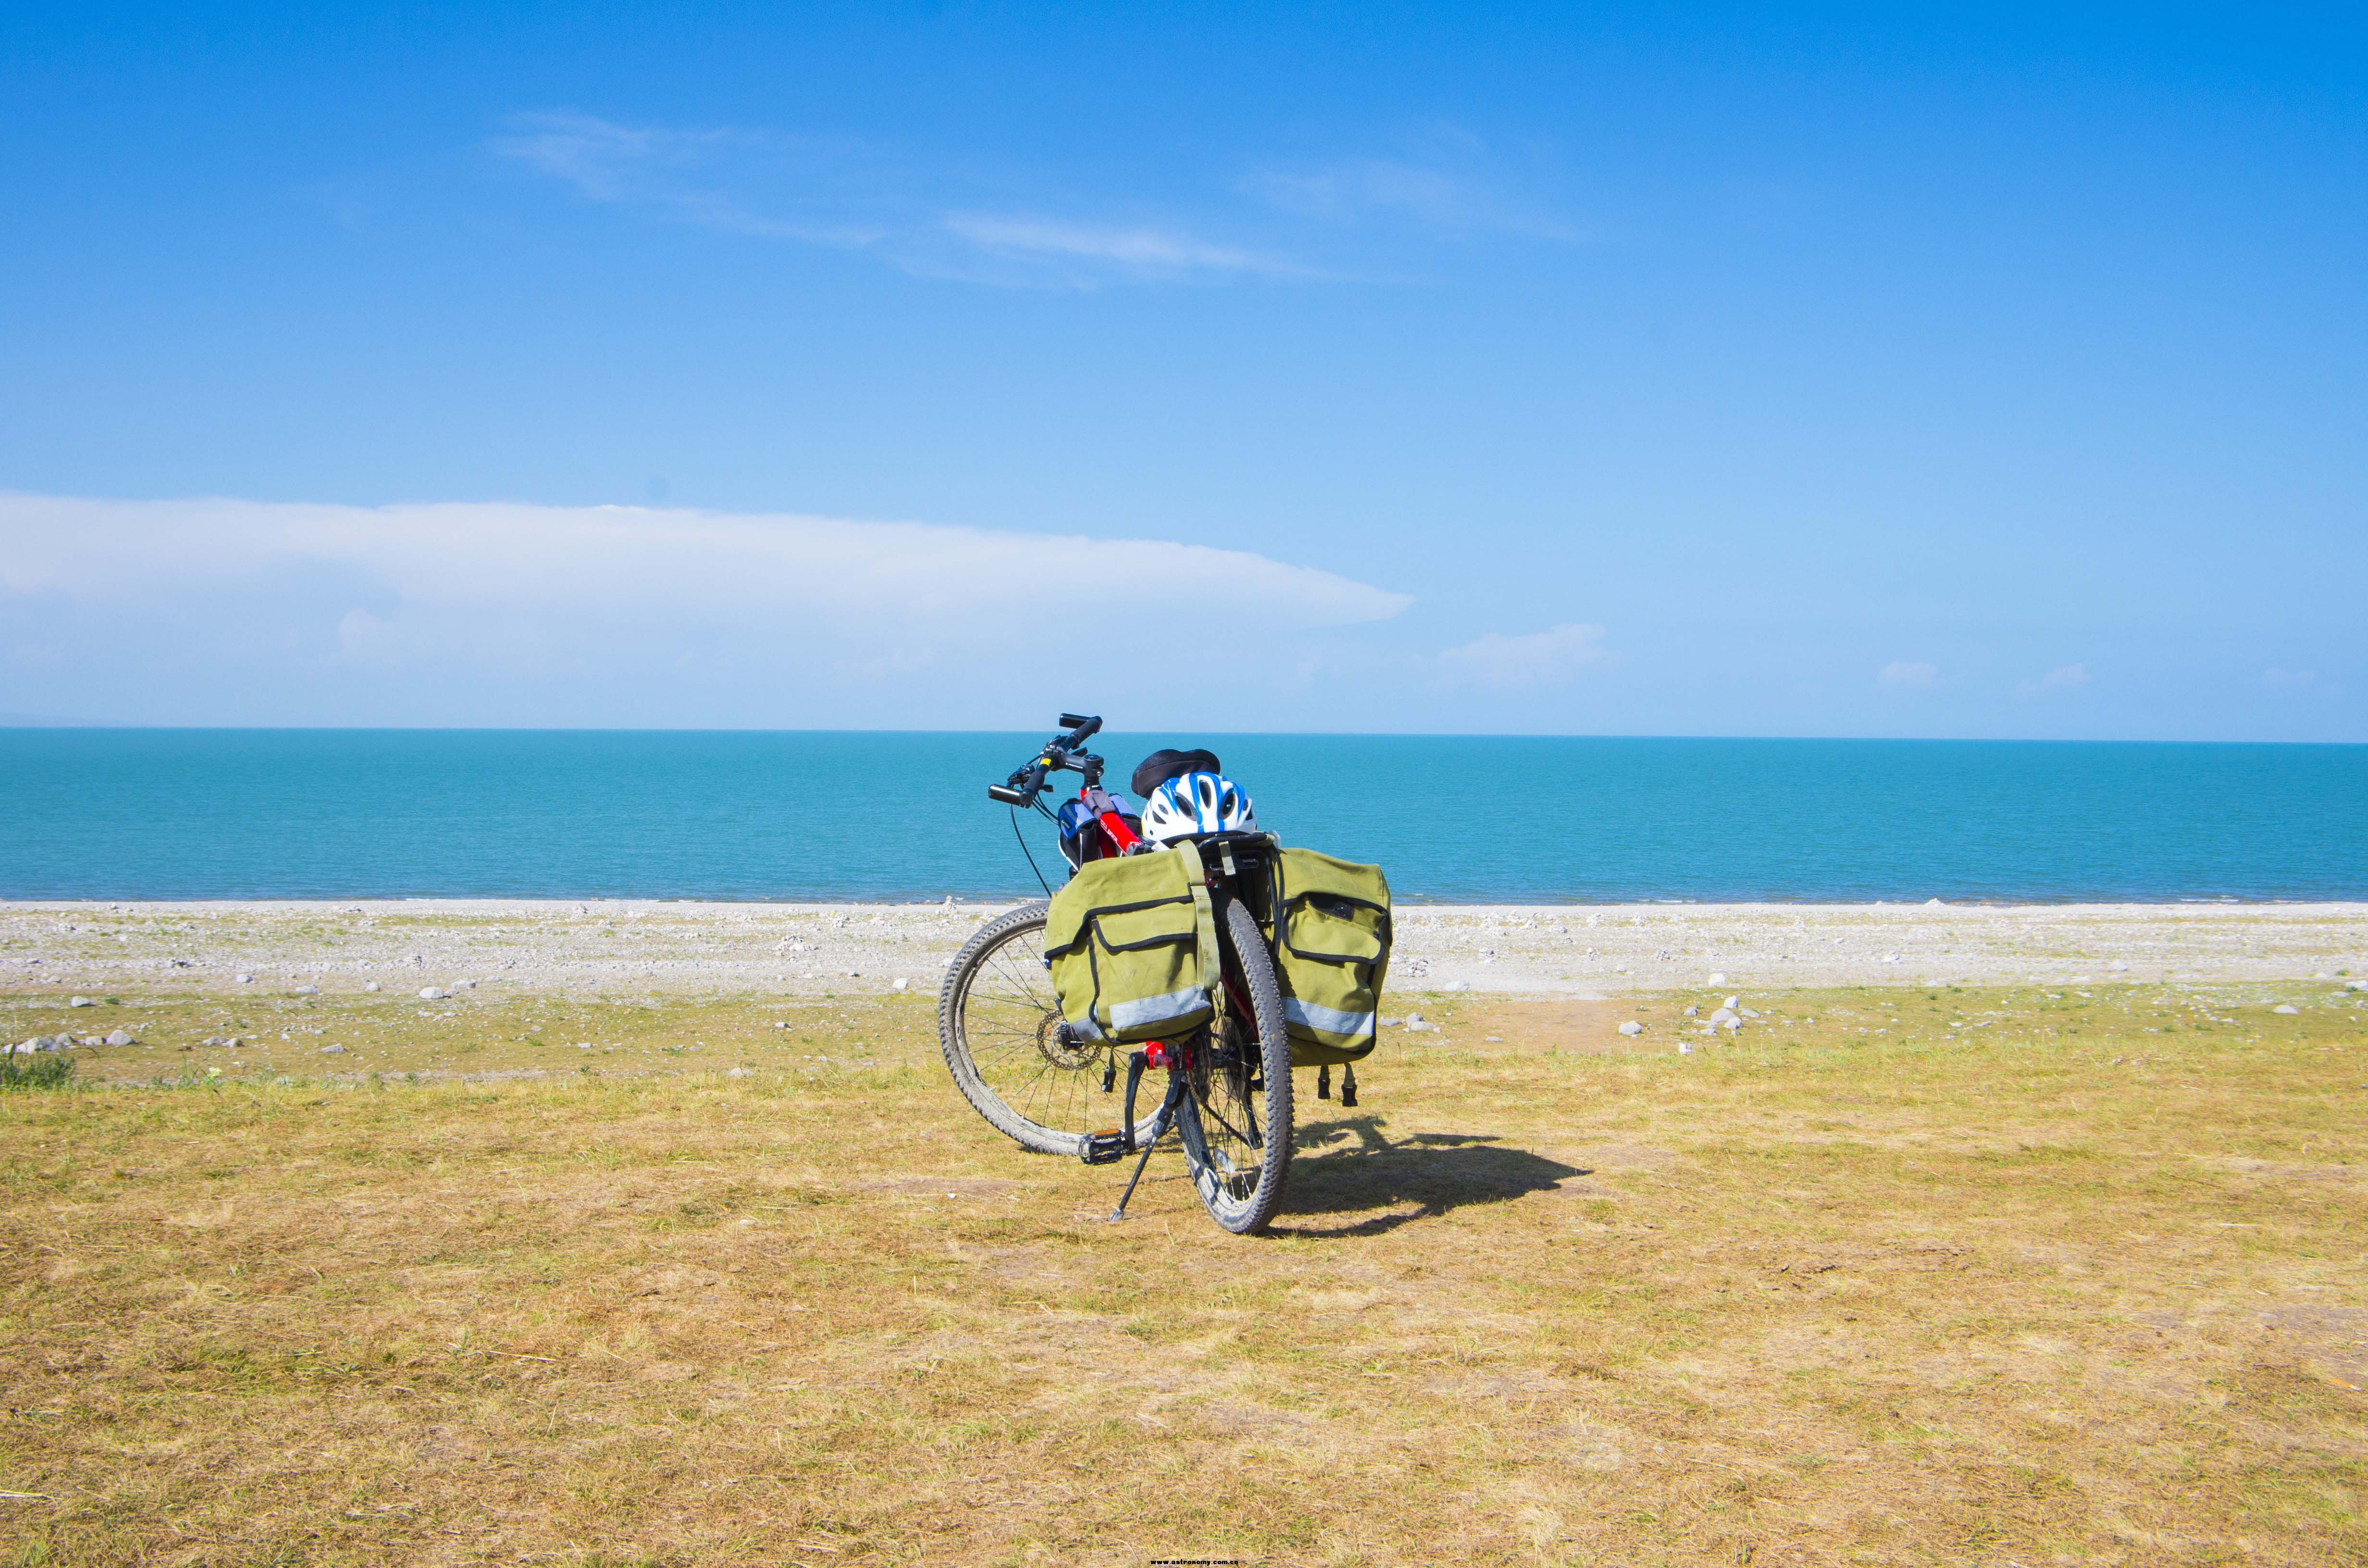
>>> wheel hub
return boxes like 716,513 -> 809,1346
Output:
1033,1010 -> 1098,1071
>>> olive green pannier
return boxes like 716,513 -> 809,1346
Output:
1043,843 -> 1220,1043
1267,847 -> 1393,1066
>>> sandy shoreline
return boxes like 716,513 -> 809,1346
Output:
7,898 -> 2366,999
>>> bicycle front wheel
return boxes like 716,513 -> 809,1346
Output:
1176,898 -> 1295,1234
937,901 -> 1159,1156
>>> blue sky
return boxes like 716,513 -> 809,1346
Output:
2,3 -> 2361,738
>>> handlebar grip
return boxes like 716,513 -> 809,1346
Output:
1059,713 -> 1102,742
989,757 -> 1052,807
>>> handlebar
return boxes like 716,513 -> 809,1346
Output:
987,713 -> 1104,807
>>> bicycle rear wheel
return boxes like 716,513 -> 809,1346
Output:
1176,898 -> 1295,1234
937,901 -> 1159,1156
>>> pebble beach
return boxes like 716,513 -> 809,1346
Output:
9,898 -> 2365,1007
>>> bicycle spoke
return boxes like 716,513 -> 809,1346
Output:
944,905 -> 1150,1152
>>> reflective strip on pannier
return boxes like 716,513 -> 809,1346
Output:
1114,984 -> 1215,1035
1284,996 -> 1375,1040
1269,847 -> 1392,1066
1043,845 -> 1216,1044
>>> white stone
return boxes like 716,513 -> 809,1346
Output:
68,995 -> 94,1007
235,973 -> 253,983
891,978 -> 910,992
1720,1016 -> 1741,1032
1617,1020 -> 1643,1036
1710,1007 -> 1738,1025
104,1029 -> 134,1046
419,986 -> 447,1000
727,1066 -> 754,1078
1683,1005 -> 1698,1017
1677,1041 -> 1693,1054
292,985 -> 319,995
1707,972 -> 1727,985
1724,995 -> 1739,1011
1926,898 -> 1944,906
1739,1007 -> 1760,1020
320,1044 -> 346,1054
2272,1004 -> 2299,1014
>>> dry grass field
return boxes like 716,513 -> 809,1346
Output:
2,979 -> 2364,1566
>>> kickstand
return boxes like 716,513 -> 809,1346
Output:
1109,1137 -> 1159,1222
1110,1068 -> 1184,1223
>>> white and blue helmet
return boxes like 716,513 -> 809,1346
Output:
1138,771 -> 1256,845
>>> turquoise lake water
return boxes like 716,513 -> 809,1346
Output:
1,729 -> 2362,903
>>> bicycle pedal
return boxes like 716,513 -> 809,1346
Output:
1080,1130 -> 1131,1165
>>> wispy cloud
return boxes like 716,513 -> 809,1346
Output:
491,111 -> 1284,285
492,112 -> 729,203
489,112 -> 1577,286
941,214 -> 1295,277
1244,126 -> 1581,243
2018,662 -> 2089,697
491,112 -> 896,248
1438,623 -> 1613,689
1878,661 -> 1938,688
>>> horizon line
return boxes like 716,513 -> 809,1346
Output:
1,722 -> 2361,748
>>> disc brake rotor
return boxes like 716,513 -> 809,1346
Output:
1032,1010 -> 1098,1071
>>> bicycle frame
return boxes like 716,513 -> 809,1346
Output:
988,716 -> 1287,1227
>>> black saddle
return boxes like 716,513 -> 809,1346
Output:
1130,747 -> 1223,800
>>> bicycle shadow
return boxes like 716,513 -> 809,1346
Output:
1273,1115 -> 1585,1238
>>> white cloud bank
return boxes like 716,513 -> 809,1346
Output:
1,494 -> 1406,623
0,493 -> 1410,725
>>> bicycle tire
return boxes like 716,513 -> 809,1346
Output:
937,901 -> 1159,1156
1176,898 -> 1295,1234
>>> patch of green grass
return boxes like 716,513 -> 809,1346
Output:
0,1052 -> 76,1090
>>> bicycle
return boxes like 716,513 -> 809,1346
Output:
936,714 -> 1294,1235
